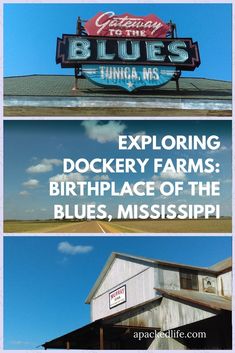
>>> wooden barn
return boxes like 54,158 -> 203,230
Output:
42,252 -> 232,349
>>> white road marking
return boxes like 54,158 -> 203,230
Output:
97,222 -> 106,233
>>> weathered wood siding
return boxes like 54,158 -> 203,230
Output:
105,298 -> 162,328
90,256 -> 230,323
159,297 -> 215,331
149,337 -> 187,349
156,265 -> 180,290
94,256 -> 152,297
91,257 -> 155,321
217,271 -> 232,297
157,266 -> 218,294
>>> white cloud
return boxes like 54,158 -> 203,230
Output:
182,188 -> 191,195
19,190 -> 30,196
25,209 -> 35,213
182,182 -> 221,197
159,195 -> 168,200
93,174 -> 110,181
40,208 -> 47,212
81,120 -> 126,143
49,172 -> 86,183
130,181 -> 146,193
150,173 -> 186,190
22,179 -> 39,188
220,146 -> 228,151
175,198 -> 187,203
223,179 -> 232,184
151,175 -> 161,189
197,172 -> 211,177
11,341 -> 34,346
88,201 -> 96,206
208,145 -> 229,154
133,131 -> 146,137
160,170 -> 186,180
57,241 -> 93,255
27,158 -> 62,173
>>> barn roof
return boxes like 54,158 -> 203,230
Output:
42,296 -> 162,349
42,289 -> 231,349
155,288 -> 232,312
209,257 -> 232,273
85,252 -> 232,303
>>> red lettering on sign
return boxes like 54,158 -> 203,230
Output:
85,12 -> 171,38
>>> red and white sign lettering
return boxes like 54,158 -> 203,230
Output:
109,285 -> 126,308
85,12 -> 171,38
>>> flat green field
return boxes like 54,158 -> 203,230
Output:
4,218 -> 232,233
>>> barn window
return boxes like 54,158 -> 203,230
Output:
180,269 -> 199,290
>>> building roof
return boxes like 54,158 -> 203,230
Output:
155,288 -> 232,312
209,257 -> 232,273
85,252 -> 231,303
42,296 -> 162,349
42,288 -> 231,349
42,323 -> 159,350
4,75 -> 232,115
4,75 -> 231,99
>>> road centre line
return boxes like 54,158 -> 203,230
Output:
97,222 -> 106,233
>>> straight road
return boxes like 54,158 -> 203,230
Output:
4,219 -> 232,233
47,221 -> 107,233
43,219 -> 233,233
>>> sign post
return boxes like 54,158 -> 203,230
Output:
73,16 -> 86,91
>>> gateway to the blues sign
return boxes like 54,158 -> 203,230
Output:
56,12 -> 200,92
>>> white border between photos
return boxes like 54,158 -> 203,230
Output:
0,0 -> 234,352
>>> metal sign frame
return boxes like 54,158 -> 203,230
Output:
109,285 -> 127,309
56,35 -> 200,69
59,17 -> 199,91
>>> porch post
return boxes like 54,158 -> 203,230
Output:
99,326 -> 104,349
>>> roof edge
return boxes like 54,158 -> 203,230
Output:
3,74 -> 232,83
85,252 -> 230,303
155,288 -> 232,312
85,252 -> 117,304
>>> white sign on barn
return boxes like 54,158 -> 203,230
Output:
109,285 -> 126,308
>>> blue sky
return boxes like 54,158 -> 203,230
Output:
4,235 -> 232,349
4,3 -> 232,80
4,120 -> 232,219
